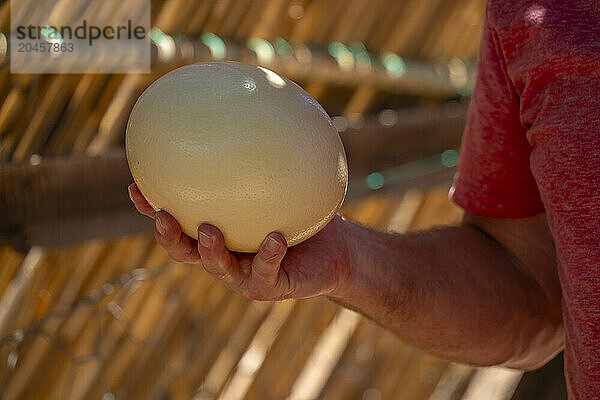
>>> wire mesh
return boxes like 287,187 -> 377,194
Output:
0,189 -> 505,400
0,260 -> 209,399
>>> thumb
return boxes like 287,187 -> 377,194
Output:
246,233 -> 288,299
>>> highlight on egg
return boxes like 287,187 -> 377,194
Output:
126,62 -> 348,252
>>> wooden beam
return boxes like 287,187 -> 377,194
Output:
148,34 -> 476,97
0,32 -> 475,98
340,101 -> 466,178
0,103 -> 467,249
0,150 -> 152,251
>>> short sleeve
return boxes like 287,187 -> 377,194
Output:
449,6 -> 544,218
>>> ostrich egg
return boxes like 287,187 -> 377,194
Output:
125,62 -> 348,252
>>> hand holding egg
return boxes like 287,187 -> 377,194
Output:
126,62 -> 348,253
127,62 -> 351,300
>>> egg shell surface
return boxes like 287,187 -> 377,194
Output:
126,62 -> 348,252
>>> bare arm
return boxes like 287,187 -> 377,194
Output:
129,183 -> 563,370
332,212 -> 563,370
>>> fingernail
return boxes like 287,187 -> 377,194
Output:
127,184 -> 134,199
155,213 -> 167,235
198,227 -> 214,248
261,236 -> 281,260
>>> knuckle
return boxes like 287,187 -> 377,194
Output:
156,227 -> 177,243
202,263 -> 233,282
170,249 -> 189,263
246,290 -> 268,301
155,233 -> 173,248
245,285 -> 272,301
252,266 -> 279,284
213,270 -> 233,282
183,247 -> 199,263
136,205 -> 150,217
171,255 -> 186,263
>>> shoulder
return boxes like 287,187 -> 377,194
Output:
486,0 -> 571,31
486,0 -> 542,30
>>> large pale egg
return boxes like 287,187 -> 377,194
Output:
126,62 -> 348,252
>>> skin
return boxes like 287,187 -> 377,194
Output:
129,182 -> 564,370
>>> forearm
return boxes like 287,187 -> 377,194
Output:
330,218 -> 563,370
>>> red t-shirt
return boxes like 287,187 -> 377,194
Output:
450,0 -> 600,398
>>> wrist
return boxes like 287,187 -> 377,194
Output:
327,215 -> 361,300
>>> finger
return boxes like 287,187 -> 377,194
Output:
154,210 -> 201,263
250,233 -> 288,289
128,183 -> 156,218
197,224 -> 241,288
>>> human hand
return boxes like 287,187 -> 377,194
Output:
128,183 -> 352,300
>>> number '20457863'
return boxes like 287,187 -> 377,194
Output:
18,42 -> 74,52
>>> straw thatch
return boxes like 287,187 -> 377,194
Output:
0,0 -> 566,399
